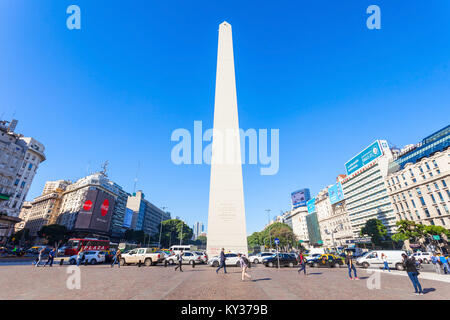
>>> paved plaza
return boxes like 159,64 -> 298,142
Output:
0,263 -> 449,300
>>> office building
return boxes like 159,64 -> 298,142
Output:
193,221 -> 205,240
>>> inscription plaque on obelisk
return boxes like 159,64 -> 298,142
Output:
206,22 -> 248,258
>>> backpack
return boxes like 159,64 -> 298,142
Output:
242,256 -> 250,266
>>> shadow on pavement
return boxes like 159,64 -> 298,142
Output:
422,288 -> 436,294
252,278 -> 271,282
306,273 -> 322,275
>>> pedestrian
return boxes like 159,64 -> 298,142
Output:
174,249 -> 184,272
44,247 -> 56,267
345,251 -> 359,280
402,253 -> 423,295
297,251 -> 307,275
216,248 -> 227,274
431,253 -> 441,274
34,247 -> 45,267
76,248 -> 85,267
111,249 -> 121,268
238,253 -> 251,281
381,253 -> 390,272
440,254 -> 449,274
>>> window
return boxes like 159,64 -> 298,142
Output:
419,197 -> 426,206
442,219 -> 446,226
396,176 -> 400,183
415,210 -> 421,219
409,169 -> 414,177
419,166 -> 423,173
442,180 -> 447,188
436,208 -> 442,216
429,172 -> 433,178
430,194 -> 436,203
402,174 -> 405,180
416,187 -> 422,195
434,183 -> 439,190
411,200 -> 416,208
443,205 -> 449,214
432,160 -> 438,168
412,178 -> 417,183
424,209 -> 431,218
408,191 -> 413,198
437,192 -> 444,202
430,220 -> 435,226
425,163 -> 430,170
426,185 -> 431,192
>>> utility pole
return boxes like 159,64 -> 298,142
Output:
266,209 -> 272,249
159,206 -> 167,249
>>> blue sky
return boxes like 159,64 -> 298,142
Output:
1,1 -> 449,235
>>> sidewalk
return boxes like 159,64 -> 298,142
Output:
368,268 -> 450,283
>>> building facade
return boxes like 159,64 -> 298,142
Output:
341,140 -> 397,237
193,221 -> 204,240
386,125 -> 450,228
283,206 -> 310,247
126,190 -> 171,237
0,119 -> 45,242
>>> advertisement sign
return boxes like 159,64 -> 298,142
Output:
328,182 -> 344,204
291,188 -> 311,208
74,189 -> 99,229
306,198 -> 316,213
345,140 -> 383,175
123,208 -> 133,228
89,190 -> 115,232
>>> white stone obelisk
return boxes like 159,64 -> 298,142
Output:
206,22 -> 248,258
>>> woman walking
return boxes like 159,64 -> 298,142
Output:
111,249 -> 121,268
381,253 -> 390,272
345,252 -> 359,280
402,253 -> 423,295
238,253 -> 251,281
34,247 -> 45,267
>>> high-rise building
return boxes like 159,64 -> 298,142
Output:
207,22 -> 247,257
192,221 -> 204,240
283,206 -> 309,246
126,190 -> 171,237
0,119 -> 45,242
341,140 -> 397,237
386,125 -> 450,228
57,172 -> 130,240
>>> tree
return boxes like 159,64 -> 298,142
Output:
37,224 -> 69,246
249,223 -> 297,250
160,219 -> 193,248
11,228 -> 30,245
247,232 -> 263,247
391,220 -> 425,243
360,219 -> 387,248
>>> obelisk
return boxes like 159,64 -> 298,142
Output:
206,22 -> 248,258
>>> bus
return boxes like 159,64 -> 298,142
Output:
64,238 -> 110,256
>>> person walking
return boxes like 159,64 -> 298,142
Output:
431,253 -> 441,274
402,253 -> 423,295
34,247 -> 45,267
381,253 -> 390,272
297,251 -> 307,275
111,249 -> 121,268
440,254 -> 449,274
345,252 -> 359,280
216,248 -> 227,274
44,247 -> 56,267
238,253 -> 251,281
76,248 -> 85,267
174,249 -> 184,272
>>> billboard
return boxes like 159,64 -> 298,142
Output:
291,188 -> 310,208
306,198 -> 316,213
345,140 -> 383,175
89,190 -> 115,232
328,182 -> 344,204
74,188 -> 115,233
123,208 -> 133,228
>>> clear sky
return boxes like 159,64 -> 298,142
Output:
1,1 -> 449,235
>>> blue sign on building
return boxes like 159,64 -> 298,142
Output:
328,182 -> 344,205
345,140 -> 383,175
291,188 -> 311,208
123,208 -> 133,228
307,198 -> 316,213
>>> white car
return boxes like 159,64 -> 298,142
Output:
249,252 -> 273,264
69,251 -> 106,265
410,251 -> 433,264
208,253 -> 241,267
305,254 -> 322,262
165,252 -> 203,265
193,251 -> 208,263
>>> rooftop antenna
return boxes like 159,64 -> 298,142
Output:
133,161 -> 140,193
101,160 -> 109,176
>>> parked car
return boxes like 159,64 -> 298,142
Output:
356,250 -> 406,270
166,251 -> 204,265
305,253 -> 322,262
208,253 -> 241,267
69,251 -> 106,265
57,246 -> 68,255
193,251 -> 208,264
263,253 -> 298,268
307,254 -> 343,268
249,252 -> 274,264
409,251 -> 433,264
120,248 -> 164,266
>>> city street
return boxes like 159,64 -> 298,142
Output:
0,263 -> 449,300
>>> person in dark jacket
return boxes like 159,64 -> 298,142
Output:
44,247 -> 56,267
345,252 -> 359,280
216,248 -> 227,274
174,249 -> 184,272
297,252 -> 307,275
402,253 -> 423,295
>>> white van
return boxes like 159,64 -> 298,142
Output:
170,245 -> 196,254
356,250 -> 406,270
307,248 -> 325,256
